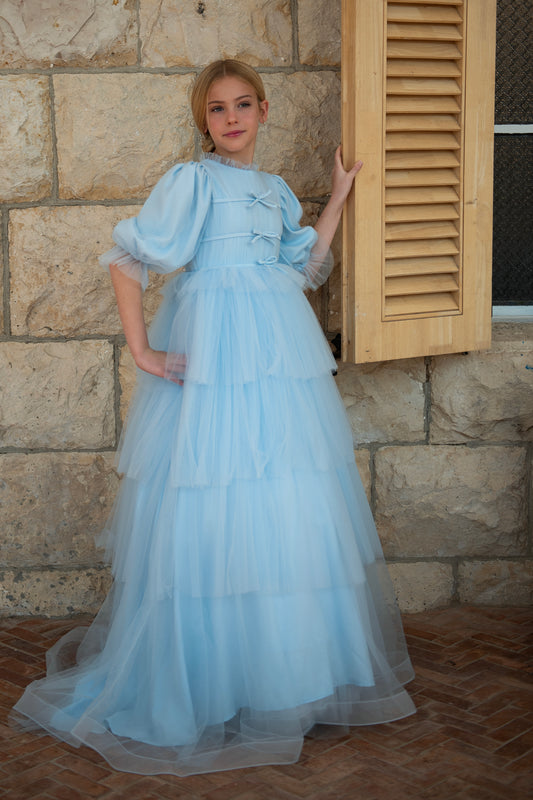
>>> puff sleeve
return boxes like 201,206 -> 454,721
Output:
99,162 -> 211,290
276,176 -> 333,291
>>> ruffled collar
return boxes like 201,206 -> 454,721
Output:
201,152 -> 259,171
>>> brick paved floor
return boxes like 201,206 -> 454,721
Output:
0,606 -> 531,799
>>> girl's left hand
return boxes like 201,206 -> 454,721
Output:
331,146 -> 363,206
135,347 -> 187,385
165,352 -> 188,385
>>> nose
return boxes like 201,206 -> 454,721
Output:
226,106 -> 238,125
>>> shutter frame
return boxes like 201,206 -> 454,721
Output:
341,0 -> 496,363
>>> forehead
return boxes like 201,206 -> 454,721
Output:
207,75 -> 256,103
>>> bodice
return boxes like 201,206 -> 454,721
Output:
190,159 -> 284,272
102,153 -> 324,291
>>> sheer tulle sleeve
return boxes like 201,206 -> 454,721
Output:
276,176 -> 334,291
99,245 -> 151,290
99,162 -> 211,289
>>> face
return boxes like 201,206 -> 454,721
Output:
205,75 -> 268,164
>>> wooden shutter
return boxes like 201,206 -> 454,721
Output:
341,0 -> 496,363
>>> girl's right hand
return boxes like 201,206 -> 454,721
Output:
135,348 -> 187,385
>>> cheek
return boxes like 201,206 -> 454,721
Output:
243,109 -> 261,126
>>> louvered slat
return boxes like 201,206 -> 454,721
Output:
388,41 -> 462,59
388,5 -> 462,23
385,256 -> 459,276
386,150 -> 460,168
387,114 -> 460,131
385,168 -> 460,187
387,95 -> 461,113
385,274 -> 460,296
387,77 -> 461,95
386,220 -> 459,241
388,0 -> 462,5
385,203 -> 459,222
385,292 -> 460,316
385,239 -> 459,258
386,185 -> 460,204
387,23 -> 463,40
387,59 -> 461,77
387,131 -> 460,150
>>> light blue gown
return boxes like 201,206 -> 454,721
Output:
12,153 -> 415,775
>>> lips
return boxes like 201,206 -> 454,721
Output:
224,130 -> 244,137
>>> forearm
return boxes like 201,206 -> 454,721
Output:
313,194 -> 345,251
109,263 -> 185,382
109,263 -> 150,365
314,147 -> 363,249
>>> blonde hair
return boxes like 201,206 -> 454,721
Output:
191,60 -> 266,152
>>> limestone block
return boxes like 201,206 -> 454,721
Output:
0,0 -> 136,68
298,0 -> 341,66
0,341 -> 114,449
492,321 -> 533,347
119,345 -> 137,423
354,449 -> 371,502
458,560 -> 533,606
326,229 -> 342,333
0,75 -> 52,202
335,359 -> 426,445
0,568 -> 112,616
0,453 -> 118,567
9,206 -> 167,337
301,201 -> 321,228
0,229 -> 3,333
304,279 -> 325,325
301,201 -> 341,332
388,562 -> 454,613
430,325 -> 533,443
54,74 -> 195,200
256,72 -> 340,197
375,445 -> 528,558
140,0 -> 292,67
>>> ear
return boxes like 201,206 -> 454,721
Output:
259,99 -> 268,124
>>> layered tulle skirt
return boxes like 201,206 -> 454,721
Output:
11,263 -> 415,775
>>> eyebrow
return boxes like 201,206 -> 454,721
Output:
207,94 -> 253,105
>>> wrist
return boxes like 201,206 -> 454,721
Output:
131,344 -> 152,369
326,193 -> 346,215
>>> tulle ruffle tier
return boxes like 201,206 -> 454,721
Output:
116,263 -> 342,487
11,566 -> 414,775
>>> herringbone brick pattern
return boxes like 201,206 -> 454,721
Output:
0,607 -> 531,799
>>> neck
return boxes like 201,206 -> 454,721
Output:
214,150 -> 253,167
203,152 -> 258,171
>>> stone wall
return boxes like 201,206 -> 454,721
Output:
1,1 -> 532,616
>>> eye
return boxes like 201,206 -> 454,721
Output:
238,101 -> 251,108
209,105 -> 224,113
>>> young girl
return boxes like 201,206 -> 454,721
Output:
12,60 -> 415,776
